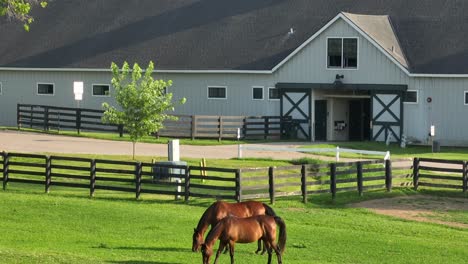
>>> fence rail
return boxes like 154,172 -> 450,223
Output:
2,151 -> 466,203
17,104 -> 296,140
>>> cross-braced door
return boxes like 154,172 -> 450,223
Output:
280,89 -> 311,139
371,91 -> 403,143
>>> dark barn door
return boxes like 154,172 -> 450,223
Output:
371,91 -> 403,143
280,89 -> 311,139
349,99 -> 370,141
314,100 -> 327,141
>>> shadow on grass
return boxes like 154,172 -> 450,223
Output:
109,261 -> 183,264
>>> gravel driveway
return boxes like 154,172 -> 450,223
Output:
0,130 -> 337,160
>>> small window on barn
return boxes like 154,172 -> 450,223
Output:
92,84 -> 110,96
403,90 -> 418,104
208,86 -> 227,99
268,87 -> 280,100
327,37 -> 358,69
37,83 -> 54,95
252,86 -> 264,100
464,91 -> 468,105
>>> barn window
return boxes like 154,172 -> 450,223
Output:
327,37 -> 358,69
403,90 -> 418,104
37,83 -> 54,95
464,91 -> 468,105
92,84 -> 110,96
268,87 -> 280,100
208,86 -> 227,99
252,86 -> 264,100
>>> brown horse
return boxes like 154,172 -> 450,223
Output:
192,201 -> 276,253
201,215 -> 286,264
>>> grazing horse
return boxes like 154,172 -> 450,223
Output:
201,215 -> 286,264
192,201 -> 276,253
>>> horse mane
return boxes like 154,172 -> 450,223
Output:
204,219 -> 225,247
195,201 -> 221,232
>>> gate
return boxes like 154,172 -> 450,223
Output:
280,88 -> 311,139
371,91 -> 403,143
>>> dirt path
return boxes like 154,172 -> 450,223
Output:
351,195 -> 468,228
0,130 -> 358,161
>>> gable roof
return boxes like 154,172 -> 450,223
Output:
0,0 -> 468,75
342,12 -> 408,69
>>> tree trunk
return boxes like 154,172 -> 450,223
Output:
132,141 -> 136,160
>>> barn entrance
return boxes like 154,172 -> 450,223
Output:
276,83 -> 407,143
349,99 -> 371,141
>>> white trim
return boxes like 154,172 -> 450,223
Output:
252,86 -> 264,100
268,87 -> 280,101
92,83 -> 111,97
36,82 -> 55,96
326,37 -> 359,70
207,86 -> 227,100
464,91 -> 468,106
403,90 -> 418,104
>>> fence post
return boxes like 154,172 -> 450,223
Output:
330,163 -> 337,199
235,169 -> 242,202
301,165 -> 307,203
135,162 -> 142,199
385,159 -> 392,192
2,152 -> 9,190
413,158 -> 420,190
268,167 -> 275,204
264,117 -> 269,140
44,106 -> 49,131
218,116 -> 223,142
184,166 -> 190,202
356,162 -> 363,196
30,105 -> 33,128
76,108 -> 82,134
191,115 -> 197,140
90,159 -> 96,197
45,156 -> 51,193
118,124 -> 124,138
17,104 -> 21,129
462,161 -> 467,193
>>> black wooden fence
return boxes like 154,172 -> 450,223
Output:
413,158 -> 468,192
17,104 -> 296,140
3,151 -> 436,203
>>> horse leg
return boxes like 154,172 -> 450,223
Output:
214,241 -> 227,264
255,239 -> 262,254
266,246 -> 273,264
272,244 -> 282,264
229,241 -> 235,264
223,243 -> 229,254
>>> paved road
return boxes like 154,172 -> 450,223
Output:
0,130 -> 341,161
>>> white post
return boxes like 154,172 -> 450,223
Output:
238,144 -> 242,158
175,178 -> 181,200
336,146 -> 340,162
168,139 -> 180,161
384,151 -> 391,161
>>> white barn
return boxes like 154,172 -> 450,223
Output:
1,0 -> 467,145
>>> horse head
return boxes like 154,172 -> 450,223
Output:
200,243 -> 213,264
192,228 -> 204,252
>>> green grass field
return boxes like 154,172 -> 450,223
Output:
1,187 -> 467,264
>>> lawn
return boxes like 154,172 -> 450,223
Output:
1,187 -> 467,264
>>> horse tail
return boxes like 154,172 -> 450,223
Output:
263,203 -> 277,216
274,216 -> 287,255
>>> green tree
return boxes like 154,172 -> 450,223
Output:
0,0 -> 48,31
102,61 -> 186,159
